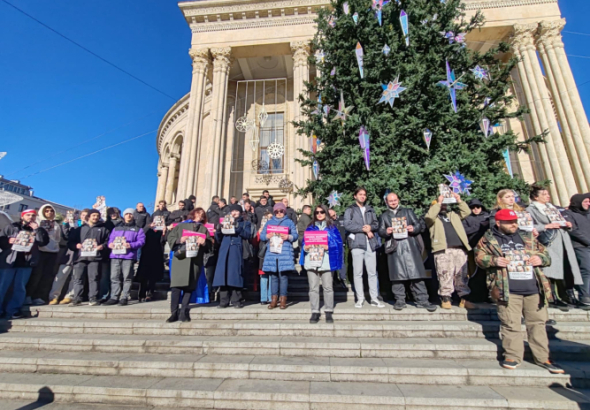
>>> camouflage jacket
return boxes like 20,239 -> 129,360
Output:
474,229 -> 552,304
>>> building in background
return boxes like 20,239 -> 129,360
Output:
154,0 -> 590,208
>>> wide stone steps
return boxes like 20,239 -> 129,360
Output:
1,372 -> 589,409
0,350 -> 584,388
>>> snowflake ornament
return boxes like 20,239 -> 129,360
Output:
444,171 -> 473,195
379,76 -> 407,108
327,191 -> 342,208
267,142 -> 285,159
470,65 -> 488,81
235,115 -> 255,133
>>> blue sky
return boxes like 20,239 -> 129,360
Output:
1,0 -> 589,212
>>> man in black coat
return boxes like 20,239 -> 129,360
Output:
281,198 -> 297,224
567,193 -> 590,307
184,195 -> 196,212
378,192 -> 436,312
133,203 -> 151,230
167,201 -> 189,227
255,190 -> 275,208
206,196 -> 220,224
254,196 -> 273,229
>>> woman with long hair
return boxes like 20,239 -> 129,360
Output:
300,204 -> 343,323
166,207 -> 211,322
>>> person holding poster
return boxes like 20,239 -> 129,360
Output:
527,185 -> 583,311
213,204 -> 253,308
379,193 -> 437,312
104,209 -> 145,306
166,208 -> 211,322
300,204 -> 343,323
260,202 -> 298,309
475,209 -> 564,374
0,209 -> 49,319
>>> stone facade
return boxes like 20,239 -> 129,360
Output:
155,0 -> 590,208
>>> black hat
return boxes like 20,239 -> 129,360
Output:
468,199 -> 486,211
229,204 -> 242,213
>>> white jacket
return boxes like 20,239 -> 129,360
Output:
37,204 -> 61,253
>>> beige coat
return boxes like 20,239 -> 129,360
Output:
425,201 -> 472,253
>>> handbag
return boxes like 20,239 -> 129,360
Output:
384,238 -> 398,254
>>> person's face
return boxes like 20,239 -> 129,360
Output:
355,190 -> 367,204
110,213 -> 118,220
472,206 -> 482,215
497,220 -> 519,234
230,198 -> 237,204
315,207 -> 326,221
219,202 -> 226,209
44,207 -> 55,220
231,209 -> 241,218
214,198 -> 219,204
282,198 -> 289,207
137,203 -> 145,212
178,202 -> 185,209
303,207 -> 311,216
536,190 -> 551,204
274,209 -> 285,218
500,193 -> 515,207
329,210 -> 337,220
583,198 -> 590,210
124,213 -> 133,223
264,192 -> 270,198
242,195 -> 248,201
22,213 -> 34,223
244,202 -> 252,212
386,193 -> 399,209
158,203 -> 165,211
89,213 -> 100,224
80,212 -> 88,222
260,198 -> 268,206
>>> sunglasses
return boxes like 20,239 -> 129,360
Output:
315,210 -> 326,215
274,210 -> 284,214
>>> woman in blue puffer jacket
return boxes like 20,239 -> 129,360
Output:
299,204 -> 343,324
260,202 -> 298,309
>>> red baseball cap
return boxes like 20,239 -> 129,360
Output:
495,209 -> 518,221
21,209 -> 37,218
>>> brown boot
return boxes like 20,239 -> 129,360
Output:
268,295 -> 278,310
280,296 -> 287,310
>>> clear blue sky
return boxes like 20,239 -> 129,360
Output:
1,0 -> 589,213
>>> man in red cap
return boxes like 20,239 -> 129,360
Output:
0,209 -> 49,319
475,208 -> 563,374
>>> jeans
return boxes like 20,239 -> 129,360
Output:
99,260 -> 111,301
351,248 -> 379,302
110,259 -> 135,301
307,269 -> 333,313
49,264 -> 73,300
73,261 -> 101,302
0,267 -> 33,316
270,271 -> 288,297
260,273 -> 271,302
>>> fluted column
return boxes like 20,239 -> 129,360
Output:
511,31 -> 559,201
513,24 -> 576,204
181,48 -> 210,200
155,165 -> 169,203
291,41 -> 310,209
165,154 -> 180,205
206,47 -> 232,201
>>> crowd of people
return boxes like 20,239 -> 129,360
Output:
1,185 -> 589,373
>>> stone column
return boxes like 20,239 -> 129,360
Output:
165,154 -> 180,205
206,47 -> 232,201
513,24 -> 576,204
181,48 -> 210,200
511,32 -> 559,201
155,165 -> 169,203
291,41 -> 310,209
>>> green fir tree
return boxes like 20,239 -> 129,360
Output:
294,0 -> 541,214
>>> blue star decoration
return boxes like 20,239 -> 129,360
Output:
327,191 -> 342,208
470,65 -> 488,81
379,76 -> 407,108
444,171 -> 473,195
437,60 -> 466,113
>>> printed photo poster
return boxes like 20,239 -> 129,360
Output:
204,223 -> 215,237
268,225 -> 289,254
260,215 -> 270,230
516,211 -> 534,232
40,220 -> 54,232
392,217 -> 408,239
546,205 -> 567,227
12,230 -> 35,252
66,210 -> 79,226
221,215 -> 235,235
112,236 -> 128,255
439,184 -> 456,204
182,230 -> 206,258
81,238 -> 98,257
153,216 -> 166,231
93,196 -> 107,221
304,231 -> 328,268
505,249 -> 534,281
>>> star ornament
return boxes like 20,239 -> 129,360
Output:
444,171 -> 474,195
437,60 -> 466,113
379,77 -> 407,108
332,91 -> 354,124
327,191 -> 342,208
471,65 -> 488,80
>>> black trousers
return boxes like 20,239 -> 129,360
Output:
391,279 -> 429,304
73,261 -> 101,302
26,251 -> 59,301
219,286 -> 242,307
170,287 -> 192,315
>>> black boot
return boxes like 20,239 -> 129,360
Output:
166,311 -> 178,323
179,309 -> 191,322
309,313 -> 320,324
325,312 -> 334,324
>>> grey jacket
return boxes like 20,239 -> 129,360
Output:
343,203 -> 379,251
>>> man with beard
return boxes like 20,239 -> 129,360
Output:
168,201 -> 189,227
379,192 -> 437,312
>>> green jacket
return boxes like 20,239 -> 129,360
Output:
425,201 -> 471,253
474,229 -> 552,304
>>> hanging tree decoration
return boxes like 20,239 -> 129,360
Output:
355,42 -> 364,78
343,2 -> 350,15
358,126 -> 370,170
248,129 -> 260,151
441,31 -> 466,45
236,115 -> 255,133
332,91 -> 354,124
503,149 -> 514,178
327,191 -> 342,208
267,142 -> 284,159
480,117 -> 492,138
400,10 -> 409,47
330,67 -> 336,76
470,65 -> 488,81
372,0 -> 383,26
445,171 -> 474,195
352,12 -> 359,24
312,160 -> 320,179
437,60 -> 466,113
310,134 -> 321,154
379,76 -> 407,108
259,82 -> 269,127
382,44 -> 391,56
423,128 -> 433,150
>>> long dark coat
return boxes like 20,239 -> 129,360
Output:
167,222 -> 211,290
378,207 -> 428,281
213,218 -> 252,288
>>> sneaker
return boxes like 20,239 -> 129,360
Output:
60,298 -> 72,305
355,300 -> 364,309
325,312 -> 334,324
441,296 -> 452,310
103,299 -> 118,306
538,361 -> 565,374
48,298 -> 59,306
551,300 -> 570,312
11,312 -> 24,320
416,302 -> 437,312
370,300 -> 385,308
32,298 -> 46,306
24,297 -> 32,306
501,359 -> 520,370
118,299 -> 128,306
393,300 -> 407,311
309,313 -> 320,324
69,300 -> 82,307
88,299 -> 99,306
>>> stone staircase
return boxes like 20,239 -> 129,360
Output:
0,301 -> 589,409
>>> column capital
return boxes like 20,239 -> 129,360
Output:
211,47 -> 232,66
511,23 -> 538,50
290,41 -> 310,68
538,19 -> 566,49
189,47 -> 210,72
169,153 -> 180,161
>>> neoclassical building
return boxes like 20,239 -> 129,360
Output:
155,0 -> 590,208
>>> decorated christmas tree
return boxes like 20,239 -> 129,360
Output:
295,0 -> 540,214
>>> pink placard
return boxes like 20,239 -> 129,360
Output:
182,230 -> 206,239
204,223 -> 215,236
304,231 -> 328,246
219,218 -> 224,224
267,225 -> 289,235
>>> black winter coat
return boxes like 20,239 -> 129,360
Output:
206,202 -> 220,224
167,209 -> 188,225
68,222 -> 110,263
254,204 -> 273,229
133,210 -> 151,230
285,207 -> 297,225
378,207 -> 428,281
567,198 -> 590,250
462,211 -> 490,248
0,222 -> 49,269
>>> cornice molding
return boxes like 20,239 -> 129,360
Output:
157,93 -> 190,154
463,0 -> 557,10
190,15 -> 316,33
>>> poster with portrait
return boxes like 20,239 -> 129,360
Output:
66,210 -> 80,227
12,230 -> 34,252
505,249 -> 534,281
546,205 -> 567,227
304,231 -> 328,268
391,217 -> 408,239
153,216 -> 165,231
182,230 -> 206,257
267,225 -> 289,254
221,215 -> 235,235
516,211 -> 534,232
439,184 -> 456,204
40,220 -> 54,232
93,196 -> 107,221
81,238 -> 98,257
260,215 -> 270,230
112,236 -> 128,255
